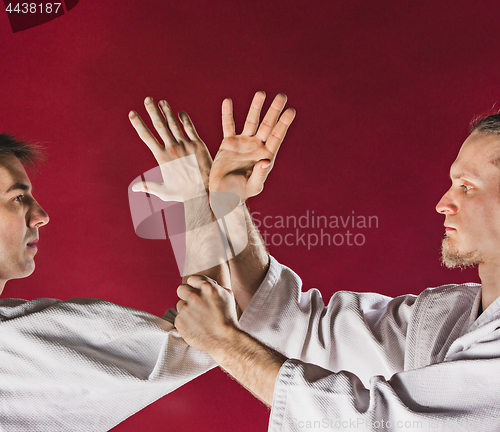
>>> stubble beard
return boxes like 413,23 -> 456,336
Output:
440,235 -> 483,269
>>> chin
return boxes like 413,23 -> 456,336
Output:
441,237 -> 482,269
13,261 -> 36,280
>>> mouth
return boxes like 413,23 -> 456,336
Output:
444,222 -> 456,232
27,238 -> 38,250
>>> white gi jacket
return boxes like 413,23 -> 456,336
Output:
239,257 -> 500,431
0,298 -> 216,431
1,256 -> 498,431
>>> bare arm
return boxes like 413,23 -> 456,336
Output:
209,92 -> 296,309
129,97 -> 229,287
175,275 -> 287,406
225,205 -> 269,311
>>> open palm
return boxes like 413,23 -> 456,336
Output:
129,97 -> 213,198
209,92 -> 296,203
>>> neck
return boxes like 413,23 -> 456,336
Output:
478,262 -> 500,310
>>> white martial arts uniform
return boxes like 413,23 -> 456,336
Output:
0,297 -> 216,431
239,257 -> 500,431
2,255 -> 499,431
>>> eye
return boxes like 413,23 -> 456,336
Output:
13,194 -> 24,203
460,184 -> 472,193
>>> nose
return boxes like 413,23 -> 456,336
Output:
28,200 -> 50,228
436,188 -> 457,215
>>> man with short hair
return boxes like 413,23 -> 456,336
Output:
0,134 -> 48,291
0,91 -> 293,431
169,110 -> 500,431
0,135 -> 217,432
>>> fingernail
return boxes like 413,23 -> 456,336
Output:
144,97 -> 152,104
159,100 -> 166,107
261,162 -> 271,169
129,111 -> 136,118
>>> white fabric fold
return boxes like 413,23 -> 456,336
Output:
240,256 -> 500,431
0,298 -> 215,431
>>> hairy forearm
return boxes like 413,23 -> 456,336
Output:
181,196 -> 269,307
227,205 -> 269,311
209,326 -> 287,406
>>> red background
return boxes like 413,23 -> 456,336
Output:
0,0 -> 497,430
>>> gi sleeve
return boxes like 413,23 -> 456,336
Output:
269,356 -> 500,431
239,256 -> 416,383
0,297 -> 216,432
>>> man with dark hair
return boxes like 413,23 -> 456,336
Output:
0,92 -> 294,431
0,136 -> 48,289
0,129 -> 223,431
0,131 -> 205,431
162,109 -> 500,431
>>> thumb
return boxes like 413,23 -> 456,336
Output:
247,159 -> 272,198
131,180 -> 164,197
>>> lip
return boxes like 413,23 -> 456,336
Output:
27,238 -> 38,250
444,226 -> 456,232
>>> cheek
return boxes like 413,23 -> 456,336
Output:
0,232 -> 21,251
0,214 -> 25,250
474,197 -> 500,238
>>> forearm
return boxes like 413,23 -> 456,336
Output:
209,325 -> 287,406
182,195 -> 230,287
206,92 -> 295,309
227,204 -> 269,311
190,193 -> 269,309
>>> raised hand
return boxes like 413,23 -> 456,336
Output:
209,92 -> 296,204
129,97 -> 213,197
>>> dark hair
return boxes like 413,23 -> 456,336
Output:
0,133 -> 45,170
470,114 -> 500,134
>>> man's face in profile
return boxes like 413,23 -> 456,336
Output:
0,154 -> 49,289
437,131 -> 500,268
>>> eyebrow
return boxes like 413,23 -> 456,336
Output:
4,182 -> 31,194
450,171 -> 481,181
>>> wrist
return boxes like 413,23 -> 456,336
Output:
207,324 -> 245,365
207,323 -> 287,406
209,190 -> 244,221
